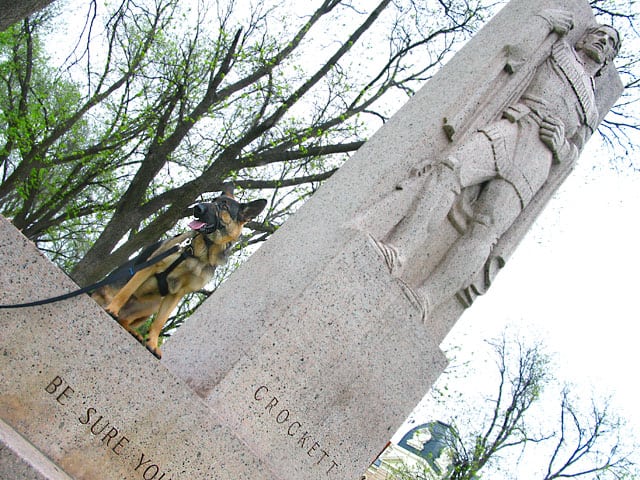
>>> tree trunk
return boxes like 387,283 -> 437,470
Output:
0,0 -> 56,31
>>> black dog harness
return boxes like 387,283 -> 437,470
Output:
154,233 -> 219,296
154,241 -> 194,297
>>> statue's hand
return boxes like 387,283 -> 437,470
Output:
540,115 -> 570,162
539,9 -> 574,36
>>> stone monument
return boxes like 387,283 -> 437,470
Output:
0,0 -> 623,479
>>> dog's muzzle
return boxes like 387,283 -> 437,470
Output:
191,203 -> 222,233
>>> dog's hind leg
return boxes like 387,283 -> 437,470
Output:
105,268 -> 155,317
115,298 -> 159,345
145,294 -> 181,359
118,318 -> 147,343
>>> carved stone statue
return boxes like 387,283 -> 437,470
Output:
372,12 -> 621,321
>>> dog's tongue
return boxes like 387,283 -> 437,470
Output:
188,220 -> 206,231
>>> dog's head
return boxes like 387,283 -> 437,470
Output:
189,186 -> 267,243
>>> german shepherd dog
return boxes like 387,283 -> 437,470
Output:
91,187 -> 267,358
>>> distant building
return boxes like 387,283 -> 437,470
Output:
363,421 -> 451,479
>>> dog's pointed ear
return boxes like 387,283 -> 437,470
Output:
239,199 -> 267,222
221,182 -> 235,198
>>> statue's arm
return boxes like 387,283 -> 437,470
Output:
505,9 -> 574,74
537,9 -> 574,36
539,115 -> 588,164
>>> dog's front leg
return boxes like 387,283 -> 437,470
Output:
145,293 -> 182,359
105,268 -> 155,317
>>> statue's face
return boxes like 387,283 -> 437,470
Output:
579,26 -> 620,65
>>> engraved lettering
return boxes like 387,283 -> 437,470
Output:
44,376 -> 169,476
254,385 -> 268,400
307,441 -> 320,457
90,416 -> 109,435
78,407 -> 96,425
265,396 -> 278,413
134,453 -> 171,480
143,464 -> 159,479
288,421 -> 302,436
297,431 -> 311,449
316,449 -> 329,465
77,406 -> 131,457
102,426 -> 119,445
45,376 -> 74,405
252,385 -> 341,475
45,376 -> 63,394
56,385 -> 74,405
135,452 -> 152,471
111,435 -> 129,456
276,409 -> 290,424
